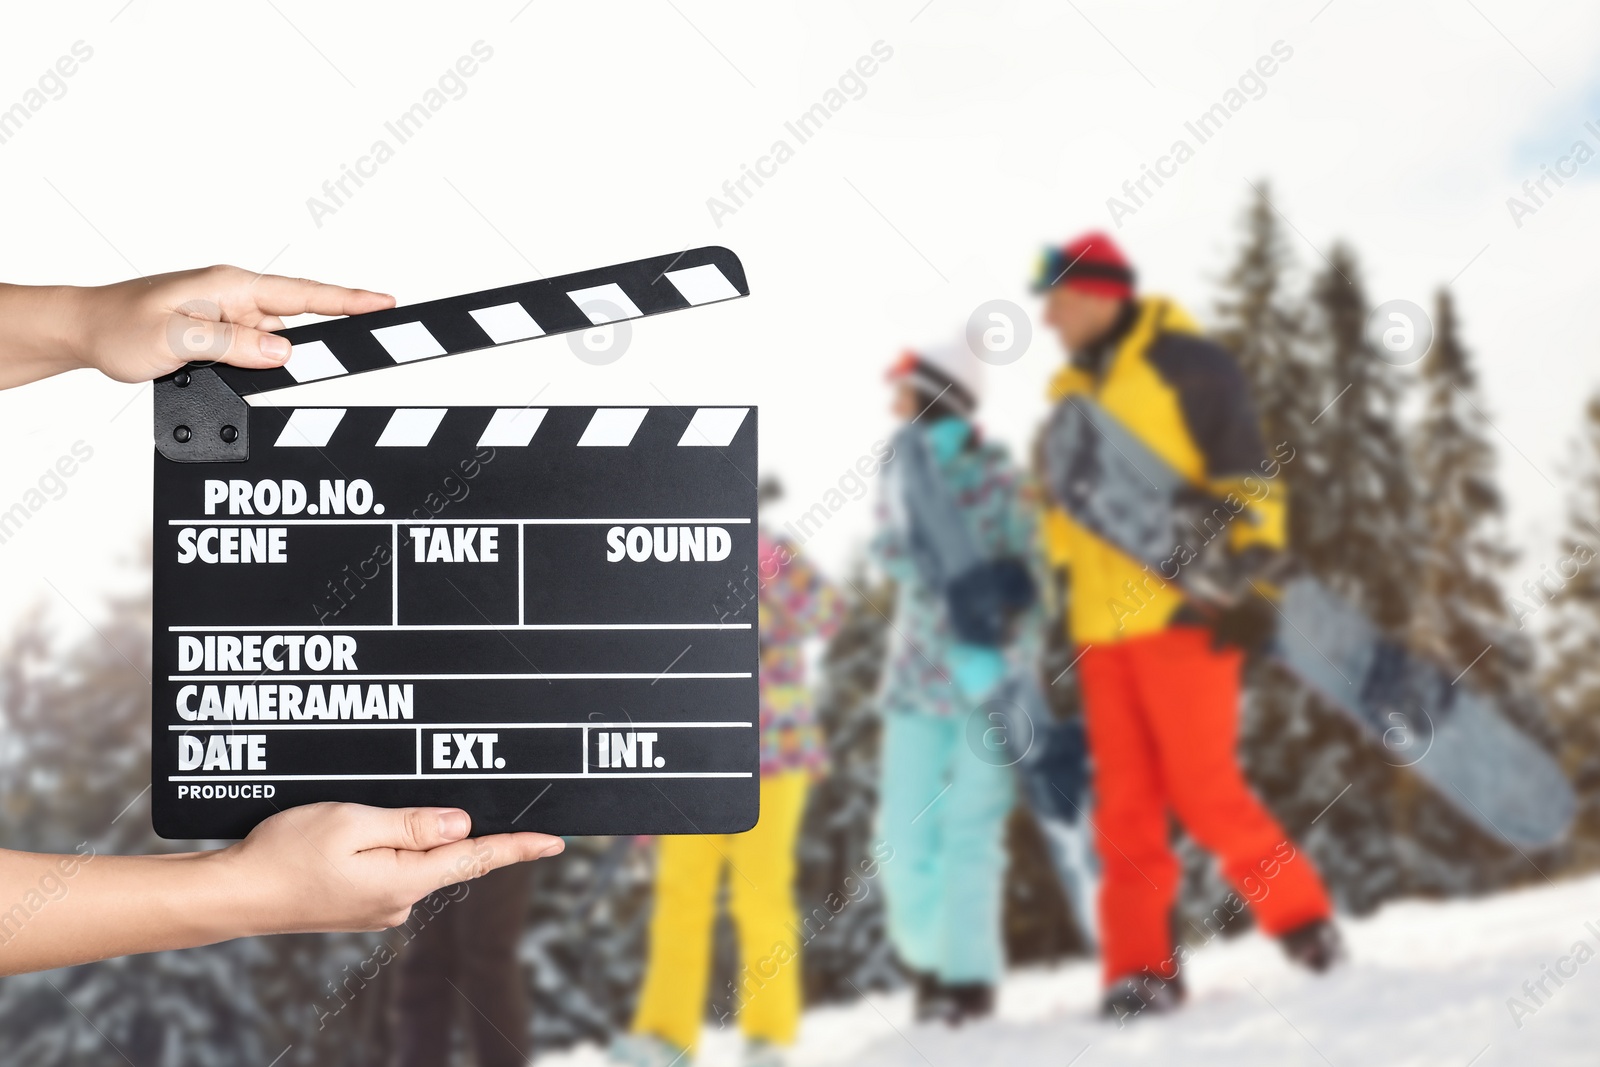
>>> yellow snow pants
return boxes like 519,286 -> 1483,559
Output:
631,770 -> 810,1052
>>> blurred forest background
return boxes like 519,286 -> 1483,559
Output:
4,185 -> 1600,1064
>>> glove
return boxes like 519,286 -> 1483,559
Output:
1208,591 -> 1278,655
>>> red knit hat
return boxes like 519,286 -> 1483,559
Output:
1031,231 -> 1136,299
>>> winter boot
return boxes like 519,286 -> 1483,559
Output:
912,971 -> 955,1023
1279,918 -> 1345,973
609,1033 -> 691,1067
945,982 -> 996,1025
1100,968 -> 1186,1024
742,1039 -> 786,1067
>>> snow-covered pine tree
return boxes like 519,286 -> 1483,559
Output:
1410,290 -> 1524,697
1302,244 -> 1420,627
1213,180 -> 1325,494
518,835 -> 654,1055
1211,210 -> 1541,913
1402,289 -> 1558,891
1539,390 -> 1600,870
788,567 -> 899,1006
1268,243 -> 1419,914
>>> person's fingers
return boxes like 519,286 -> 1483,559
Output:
255,315 -> 286,333
413,832 -> 564,893
349,806 -> 475,853
247,273 -> 396,319
177,318 -> 294,370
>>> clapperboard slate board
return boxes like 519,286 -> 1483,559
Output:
151,247 -> 758,839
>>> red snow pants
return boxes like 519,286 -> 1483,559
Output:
1079,626 -> 1332,985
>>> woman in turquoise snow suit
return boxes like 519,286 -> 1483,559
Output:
869,341 -> 1047,1024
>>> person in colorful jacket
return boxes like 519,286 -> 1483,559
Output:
616,480 -> 845,1067
1032,231 -> 1341,1020
869,341 -> 1047,1025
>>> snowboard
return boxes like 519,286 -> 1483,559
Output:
1011,681 -> 1100,947
989,673 -> 1099,948
1042,394 -> 1575,848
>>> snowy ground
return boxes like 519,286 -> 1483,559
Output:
553,873 -> 1600,1066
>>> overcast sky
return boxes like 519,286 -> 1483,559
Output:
2,0 -> 1597,645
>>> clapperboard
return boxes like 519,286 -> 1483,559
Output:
151,247 -> 758,839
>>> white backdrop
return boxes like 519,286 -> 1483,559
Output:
2,0 -> 1597,639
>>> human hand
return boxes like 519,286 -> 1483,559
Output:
215,802 -> 563,935
66,265 -> 393,384
1207,592 -> 1278,656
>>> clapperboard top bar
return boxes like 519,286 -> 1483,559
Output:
153,246 -> 748,462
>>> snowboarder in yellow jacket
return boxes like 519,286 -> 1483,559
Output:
1034,231 -> 1340,1021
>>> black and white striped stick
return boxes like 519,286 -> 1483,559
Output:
154,246 -> 748,461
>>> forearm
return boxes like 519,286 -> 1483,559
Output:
0,283 -> 90,390
0,846 -> 263,976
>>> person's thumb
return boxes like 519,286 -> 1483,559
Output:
169,315 -> 292,371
